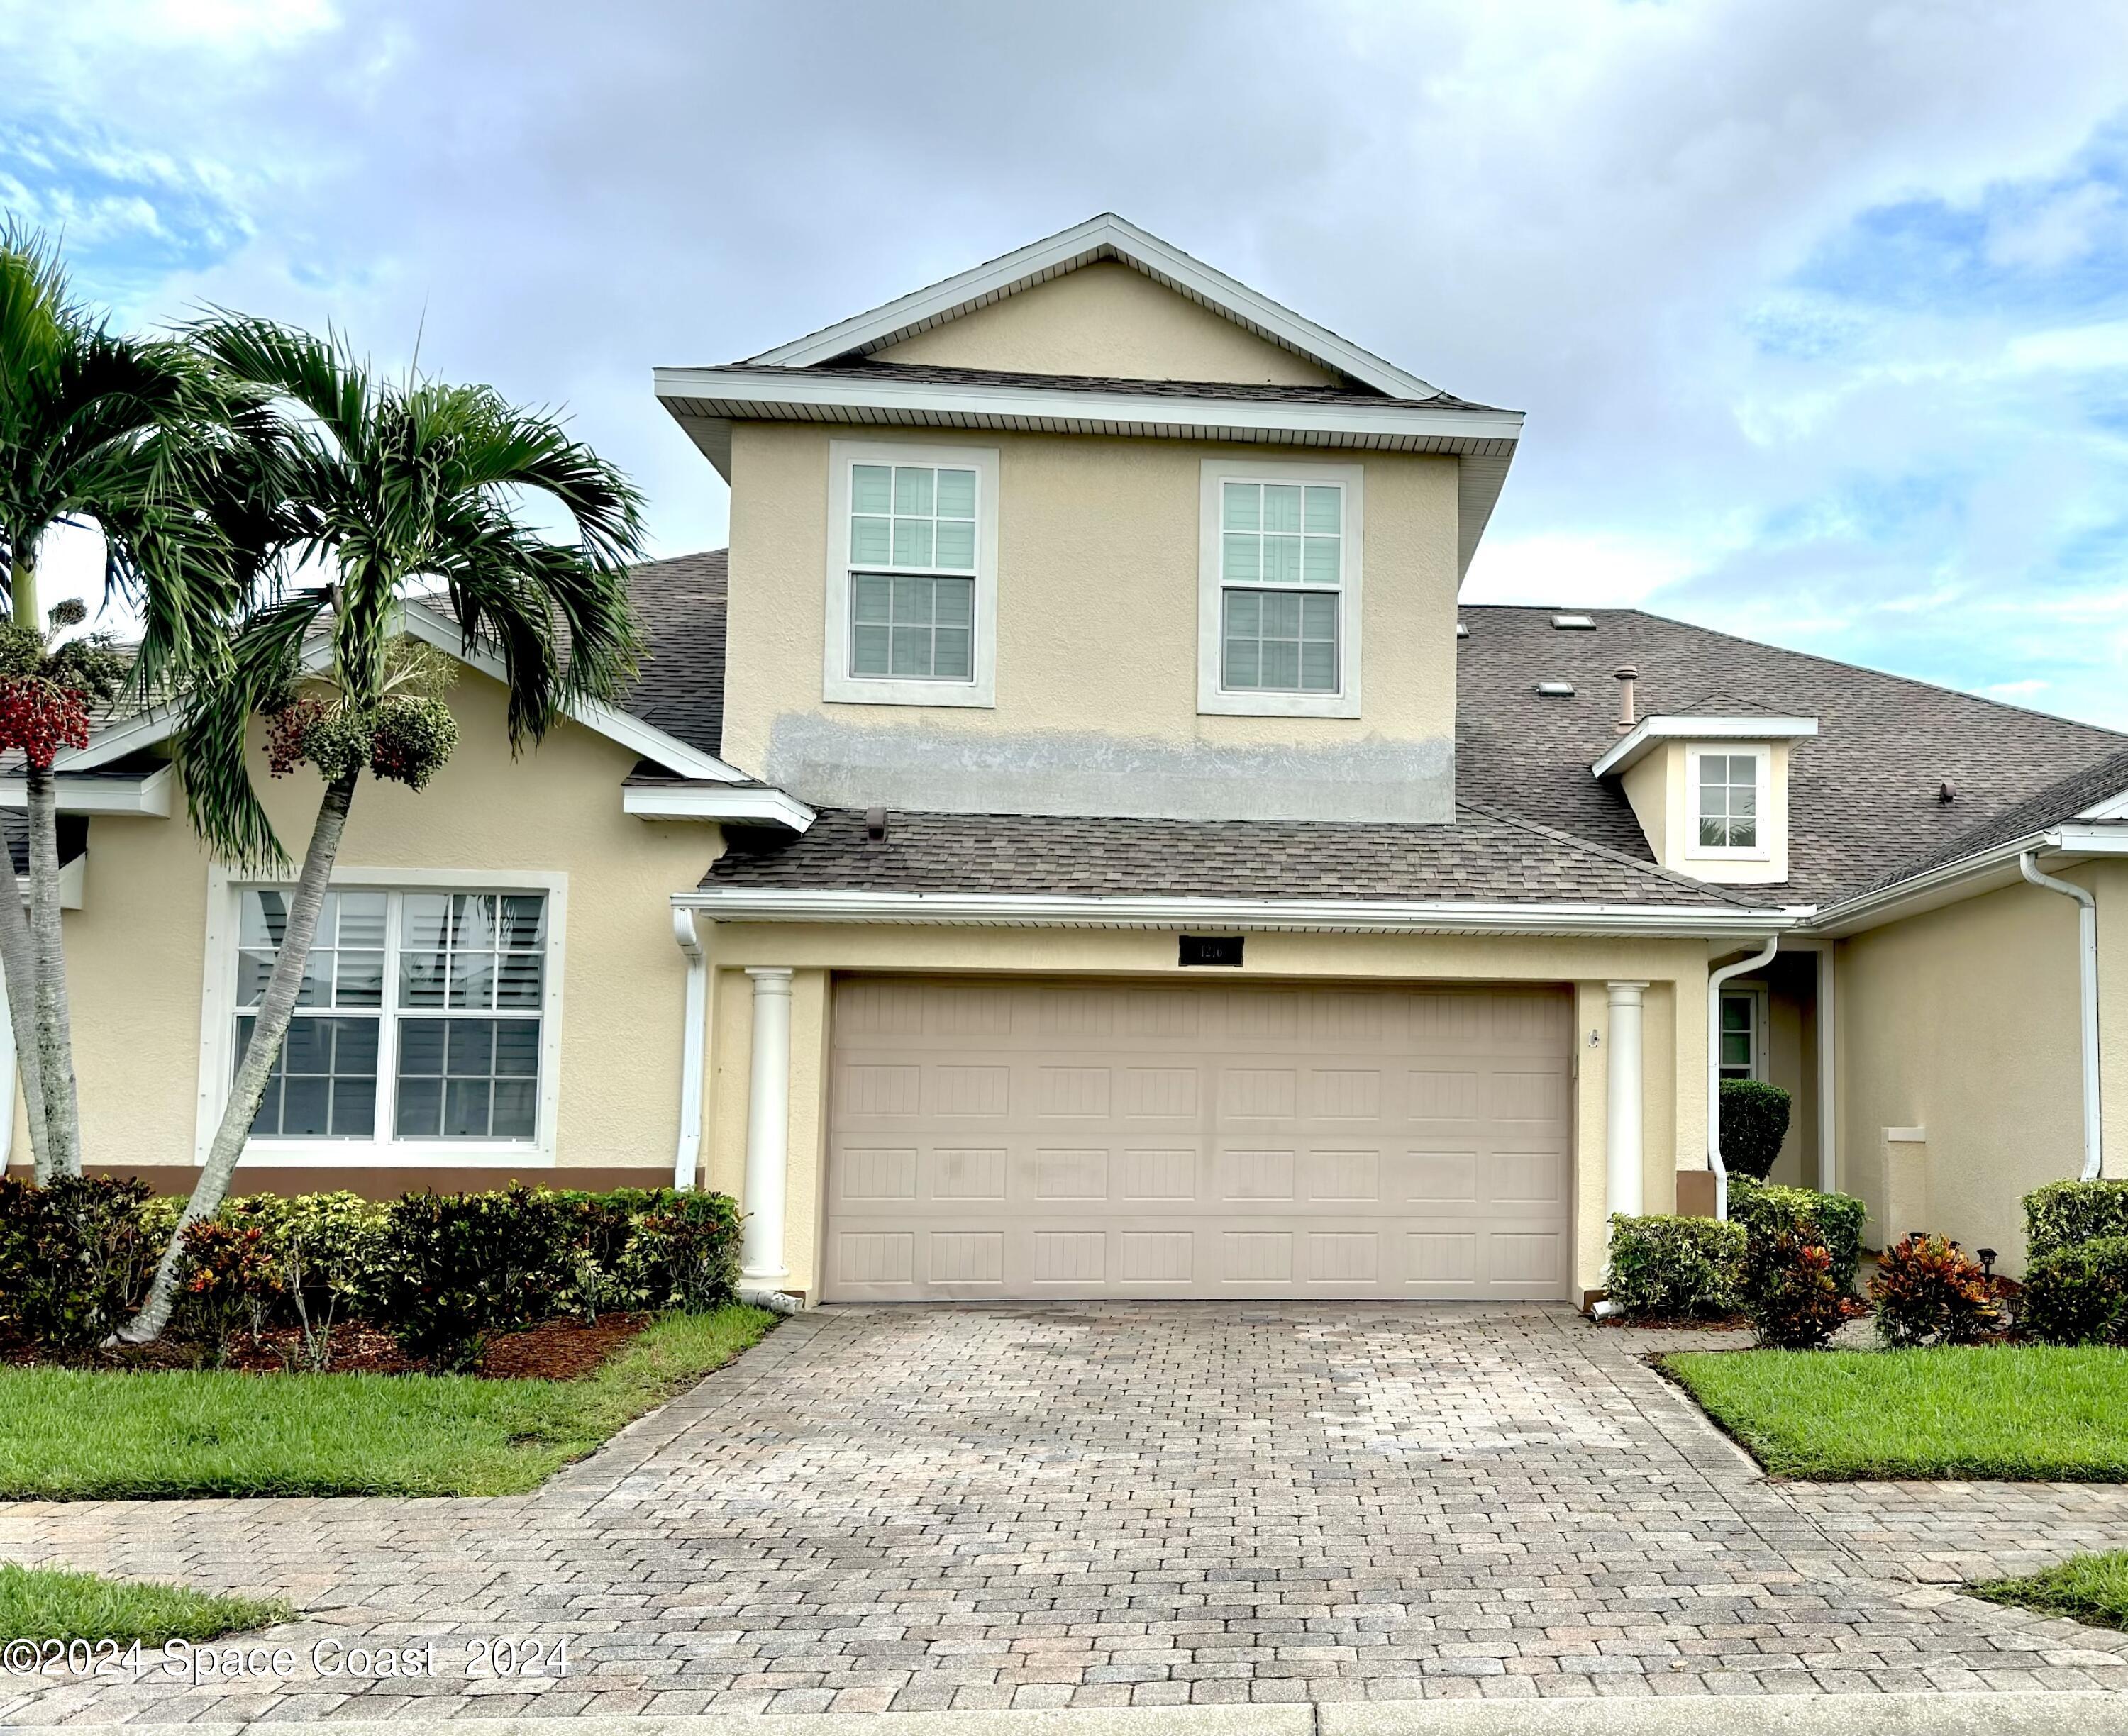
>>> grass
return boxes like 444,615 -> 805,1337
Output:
0,1304 -> 775,1500
0,1562 -> 292,1643
1971,1550 -> 2128,1630
1663,1344 -> 2128,1480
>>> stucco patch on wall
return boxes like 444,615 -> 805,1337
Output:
762,710 -> 1456,823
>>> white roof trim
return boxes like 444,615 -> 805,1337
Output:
743,213 -> 1440,401
674,886 -> 1808,938
13,856 -> 84,911
660,367 -> 1524,579
0,763 -> 172,817
623,783 -> 815,830
1809,823 -> 2128,936
55,603 -> 755,787
2076,787 -> 2128,820
1593,715 -> 1820,779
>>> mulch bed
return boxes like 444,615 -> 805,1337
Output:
0,1313 -> 652,1380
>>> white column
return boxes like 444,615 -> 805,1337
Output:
741,967 -> 794,1281
1817,945 -> 1837,1195
1605,981 -> 1647,1220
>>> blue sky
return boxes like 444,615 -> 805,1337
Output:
8,0 -> 2128,726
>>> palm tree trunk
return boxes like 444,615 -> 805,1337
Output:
11,556 -> 35,632
25,764 -> 82,1177
0,859 -> 51,1179
118,766 -> 360,1345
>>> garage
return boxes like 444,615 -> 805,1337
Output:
821,976 -> 1573,1302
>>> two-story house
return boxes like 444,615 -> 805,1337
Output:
21,215 -> 2128,1303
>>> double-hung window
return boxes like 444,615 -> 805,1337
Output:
1718,988 -> 1766,1081
231,883 -> 555,1155
1199,460 -> 1363,718
825,440 -> 999,707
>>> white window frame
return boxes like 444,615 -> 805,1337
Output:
1685,743 -> 1771,862
194,865 -> 568,1167
1198,457 -> 1364,719
823,438 -> 999,708
1718,983 -> 1770,1082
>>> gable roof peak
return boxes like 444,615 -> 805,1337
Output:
745,212 -> 1441,401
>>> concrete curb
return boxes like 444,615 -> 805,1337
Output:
9,1694 -> 2128,1736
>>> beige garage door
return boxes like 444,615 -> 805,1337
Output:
821,976 -> 1574,1303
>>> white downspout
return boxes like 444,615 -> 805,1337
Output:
2020,851 -> 2103,1181
670,907 -> 707,1191
1707,936 -> 1780,1220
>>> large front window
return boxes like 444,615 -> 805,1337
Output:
235,887 -> 548,1144
1219,479 -> 1342,694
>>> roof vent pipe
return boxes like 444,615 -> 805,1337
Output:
1707,936 -> 1780,1220
2019,851 -> 2102,1181
865,807 -> 889,842
1614,665 -> 1639,735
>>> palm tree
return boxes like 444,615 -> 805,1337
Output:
118,317 -> 645,1343
0,224 -> 248,1181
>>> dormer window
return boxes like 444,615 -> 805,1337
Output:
823,439 -> 999,708
1198,458 -> 1364,720
1692,749 -> 1765,854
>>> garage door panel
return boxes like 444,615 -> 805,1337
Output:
824,978 -> 1572,1302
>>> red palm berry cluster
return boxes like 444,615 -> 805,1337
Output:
0,677 -> 90,771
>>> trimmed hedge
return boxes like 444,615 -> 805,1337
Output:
1606,1214 -> 1746,1318
2026,1180 -> 2128,1264
0,1177 -> 744,1369
2021,1236 -> 2128,1346
1729,1176 -> 1868,1294
1719,1079 -> 1791,1183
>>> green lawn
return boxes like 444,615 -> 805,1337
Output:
1663,1345 -> 2128,1480
0,1305 -> 775,1500
1972,1550 -> 2128,1630
0,1563 -> 292,1643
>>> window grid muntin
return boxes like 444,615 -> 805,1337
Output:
233,886 -> 547,1147
1218,479 -> 1343,695
1696,752 -> 1761,850
1719,991 -> 1760,1081
846,460 -> 980,685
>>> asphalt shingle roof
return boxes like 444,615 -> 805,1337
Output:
702,801 -> 1768,909
1453,606 -> 2127,905
621,550 -> 727,762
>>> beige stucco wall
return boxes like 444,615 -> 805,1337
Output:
721,421 -> 1461,819
1617,740 -> 1794,885
875,260 -> 1342,386
702,925 -> 1713,1300
23,668 -> 715,1186
1839,867 -> 2128,1272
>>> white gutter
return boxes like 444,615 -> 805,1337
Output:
624,783 -> 816,830
0,764 -> 173,817
670,908 -> 707,1191
675,887 -> 1808,938
2020,851 -> 2104,1181
1592,715 -> 1819,780
1707,936 -> 1780,1220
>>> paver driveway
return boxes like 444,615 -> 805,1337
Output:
4,1302 -> 2128,1723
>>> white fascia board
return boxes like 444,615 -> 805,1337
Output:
393,601 -> 748,784
1812,822 -> 2128,937
623,784 -> 816,830
1592,715 -> 1820,779
2076,788 -> 2128,820
0,763 -> 172,816
657,365 -> 1524,451
673,887 -> 1808,938
741,213 -> 1441,401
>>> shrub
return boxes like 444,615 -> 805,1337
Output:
622,1191 -> 744,1315
1744,1225 -> 1846,1349
175,1220 -> 282,1366
1719,1079 -> 1792,1183
1727,1177 -> 1868,1295
1604,1213 -> 1744,1318
2020,1236 -> 2128,1346
240,1192 -> 387,1369
1869,1233 -> 2002,1347
370,1185 -> 569,1369
0,1175 -> 155,1354
2025,1179 -> 2128,1264
548,1187 -> 668,1322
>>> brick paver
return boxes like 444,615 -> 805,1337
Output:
3,1302 -> 2126,1722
